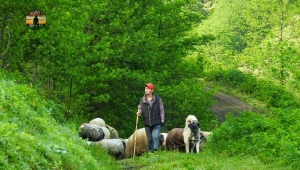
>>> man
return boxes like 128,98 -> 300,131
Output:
33,15 -> 39,28
137,83 -> 165,153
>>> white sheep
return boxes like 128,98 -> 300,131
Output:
200,131 -> 212,138
87,139 -> 125,160
100,126 -> 111,139
89,118 -> 118,139
89,118 -> 106,126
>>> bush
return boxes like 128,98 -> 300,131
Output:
159,78 -> 217,131
206,109 -> 300,168
205,69 -> 299,108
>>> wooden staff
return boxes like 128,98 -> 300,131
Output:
133,114 -> 139,157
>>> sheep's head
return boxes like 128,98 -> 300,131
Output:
79,123 -> 87,130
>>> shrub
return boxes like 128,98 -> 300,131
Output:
206,109 -> 300,168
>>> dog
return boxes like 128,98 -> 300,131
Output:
183,115 -> 200,153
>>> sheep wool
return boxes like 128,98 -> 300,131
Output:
89,118 -> 106,127
106,124 -> 119,139
96,139 -> 125,160
166,128 -> 185,152
125,128 -> 148,158
100,126 -> 111,139
160,133 -> 168,150
79,123 -> 105,141
89,118 -> 119,139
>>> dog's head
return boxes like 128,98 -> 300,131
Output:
188,121 -> 200,133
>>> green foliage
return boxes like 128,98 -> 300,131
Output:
158,78 -> 216,131
206,68 -> 299,108
0,72 -> 120,169
1,0 -> 209,138
198,0 -> 300,97
207,110 -> 300,168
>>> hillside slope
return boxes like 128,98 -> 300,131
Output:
0,75 -> 120,169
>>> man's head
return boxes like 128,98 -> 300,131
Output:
145,83 -> 154,90
145,83 -> 154,95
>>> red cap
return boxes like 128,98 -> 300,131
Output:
145,83 -> 154,90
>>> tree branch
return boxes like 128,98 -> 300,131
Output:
0,27 -> 11,59
0,14 -> 8,43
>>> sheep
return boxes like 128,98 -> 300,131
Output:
200,131 -> 213,138
125,128 -> 148,158
119,138 -> 128,148
100,125 -> 111,139
89,117 -> 106,127
79,123 -> 105,141
106,124 -> 119,139
199,131 -> 213,151
89,118 -> 118,139
165,128 -> 185,152
160,133 -> 168,150
87,139 -> 125,160
183,115 -> 201,153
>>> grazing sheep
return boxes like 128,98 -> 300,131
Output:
165,128 -> 185,152
89,118 -> 106,127
87,139 -> 125,160
160,133 -> 168,150
79,123 -> 105,141
125,128 -> 148,158
183,115 -> 201,153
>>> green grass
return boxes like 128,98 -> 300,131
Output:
118,150 -> 285,170
0,74 -> 121,170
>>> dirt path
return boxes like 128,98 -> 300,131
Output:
210,91 -> 257,123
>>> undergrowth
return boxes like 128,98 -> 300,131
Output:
203,68 -> 300,168
0,73 -> 120,169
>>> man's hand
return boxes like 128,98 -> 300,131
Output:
137,111 -> 141,116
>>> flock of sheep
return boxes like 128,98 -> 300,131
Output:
79,115 -> 212,160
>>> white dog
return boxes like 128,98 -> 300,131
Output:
183,115 -> 201,153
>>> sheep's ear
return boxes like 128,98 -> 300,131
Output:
197,123 -> 200,127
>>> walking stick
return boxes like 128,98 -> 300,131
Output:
133,114 -> 139,157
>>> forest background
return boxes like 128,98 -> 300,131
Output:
1,0 -> 299,169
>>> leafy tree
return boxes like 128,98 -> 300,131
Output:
1,0 -> 214,137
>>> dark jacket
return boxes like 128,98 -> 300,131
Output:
140,95 -> 161,126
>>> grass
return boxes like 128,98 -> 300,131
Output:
118,149 -> 285,170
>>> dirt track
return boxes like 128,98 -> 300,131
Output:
210,91 -> 257,123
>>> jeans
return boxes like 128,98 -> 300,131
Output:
145,124 -> 161,152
